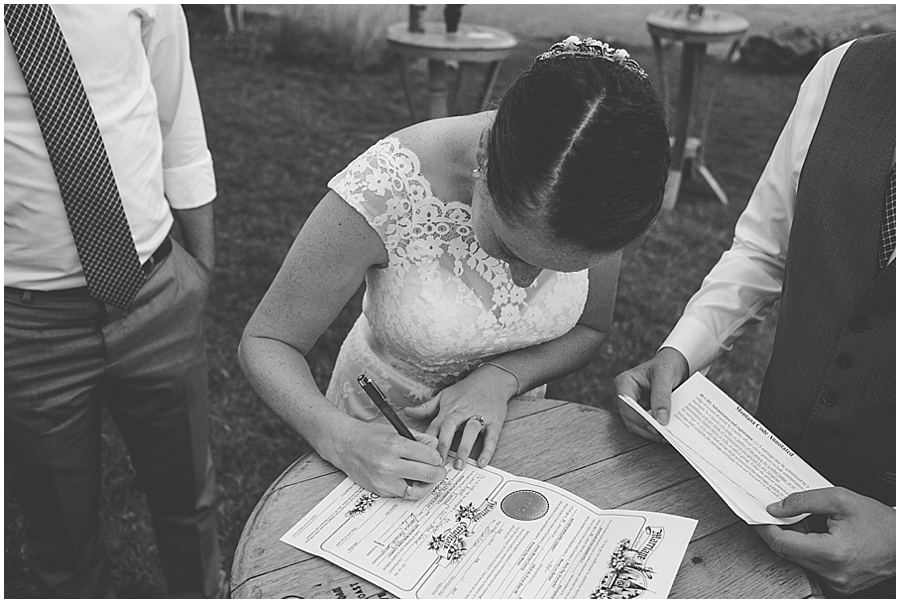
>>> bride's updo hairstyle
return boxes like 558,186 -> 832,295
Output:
485,37 -> 669,252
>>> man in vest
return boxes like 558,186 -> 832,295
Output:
615,33 -> 894,598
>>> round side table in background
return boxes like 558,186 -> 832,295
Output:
647,6 -> 749,209
385,22 -> 518,121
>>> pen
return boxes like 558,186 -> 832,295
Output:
357,374 -> 416,441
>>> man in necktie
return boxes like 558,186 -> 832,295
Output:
4,4 -> 224,597
615,34 -> 895,597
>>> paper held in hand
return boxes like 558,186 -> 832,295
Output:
619,373 -> 832,525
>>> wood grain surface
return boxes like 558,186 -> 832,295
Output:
231,399 -> 822,599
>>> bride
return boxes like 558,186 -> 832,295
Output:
239,37 -> 669,500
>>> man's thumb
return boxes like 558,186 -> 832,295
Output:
766,488 -> 843,517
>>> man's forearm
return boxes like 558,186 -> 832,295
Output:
172,203 -> 216,272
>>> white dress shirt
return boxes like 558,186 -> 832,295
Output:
4,4 -> 215,290
661,41 -> 894,374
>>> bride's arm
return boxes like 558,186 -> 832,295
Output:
239,191 -> 446,499
405,252 -> 621,469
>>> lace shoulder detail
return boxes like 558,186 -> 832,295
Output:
327,137 -> 437,248
323,138 -> 592,405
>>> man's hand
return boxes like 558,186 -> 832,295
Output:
756,487 -> 896,595
613,347 -> 689,443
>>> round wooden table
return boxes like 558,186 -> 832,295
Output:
230,398 -> 821,599
646,6 -> 749,209
385,21 -> 518,121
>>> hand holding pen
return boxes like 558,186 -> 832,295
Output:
358,374 -> 416,441
357,374 -> 447,500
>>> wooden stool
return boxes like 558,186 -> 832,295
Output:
647,6 -> 749,209
385,22 -> 518,121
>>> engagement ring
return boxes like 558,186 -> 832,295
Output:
402,483 -> 412,500
470,415 -> 486,428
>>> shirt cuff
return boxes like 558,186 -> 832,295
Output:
660,315 -> 724,375
163,150 -> 217,209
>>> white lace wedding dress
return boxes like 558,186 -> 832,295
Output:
324,137 -> 590,421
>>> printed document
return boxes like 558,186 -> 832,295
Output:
281,461 -> 697,599
619,373 -> 832,525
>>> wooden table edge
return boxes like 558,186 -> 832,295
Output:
230,400 -> 821,599
231,516 -> 823,599
230,451 -> 318,595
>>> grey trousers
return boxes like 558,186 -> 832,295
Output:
5,240 -> 224,597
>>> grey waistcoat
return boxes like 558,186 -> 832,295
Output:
756,33 -> 896,506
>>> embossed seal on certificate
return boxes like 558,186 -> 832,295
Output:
500,489 -> 549,521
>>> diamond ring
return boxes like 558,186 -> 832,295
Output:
469,415 -> 486,428
401,483 -> 413,500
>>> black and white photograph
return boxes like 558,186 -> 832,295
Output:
4,3 -> 895,598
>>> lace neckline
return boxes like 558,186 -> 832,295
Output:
384,136 -> 474,213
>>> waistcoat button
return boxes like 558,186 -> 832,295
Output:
820,389 -> 838,406
835,353 -> 853,369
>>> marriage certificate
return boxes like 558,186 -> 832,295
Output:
281,461 -> 697,599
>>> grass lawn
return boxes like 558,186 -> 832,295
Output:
4,8 -> 819,597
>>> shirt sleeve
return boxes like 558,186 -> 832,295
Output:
328,138 -> 415,246
142,4 -> 215,210
662,41 -> 853,374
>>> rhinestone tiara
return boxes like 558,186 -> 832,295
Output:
535,35 -> 648,79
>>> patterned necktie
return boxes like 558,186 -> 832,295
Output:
879,165 -> 896,269
5,4 -> 145,309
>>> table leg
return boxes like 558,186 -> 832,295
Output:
649,33 -> 668,115
690,36 -> 743,207
698,37 -> 742,149
448,62 -> 466,116
477,60 -> 503,111
395,54 -> 418,123
427,58 -> 449,119
224,5 -> 235,35
696,163 -> 729,205
664,41 -> 706,210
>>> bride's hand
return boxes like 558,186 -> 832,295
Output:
404,365 -> 517,470
322,418 -> 447,500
